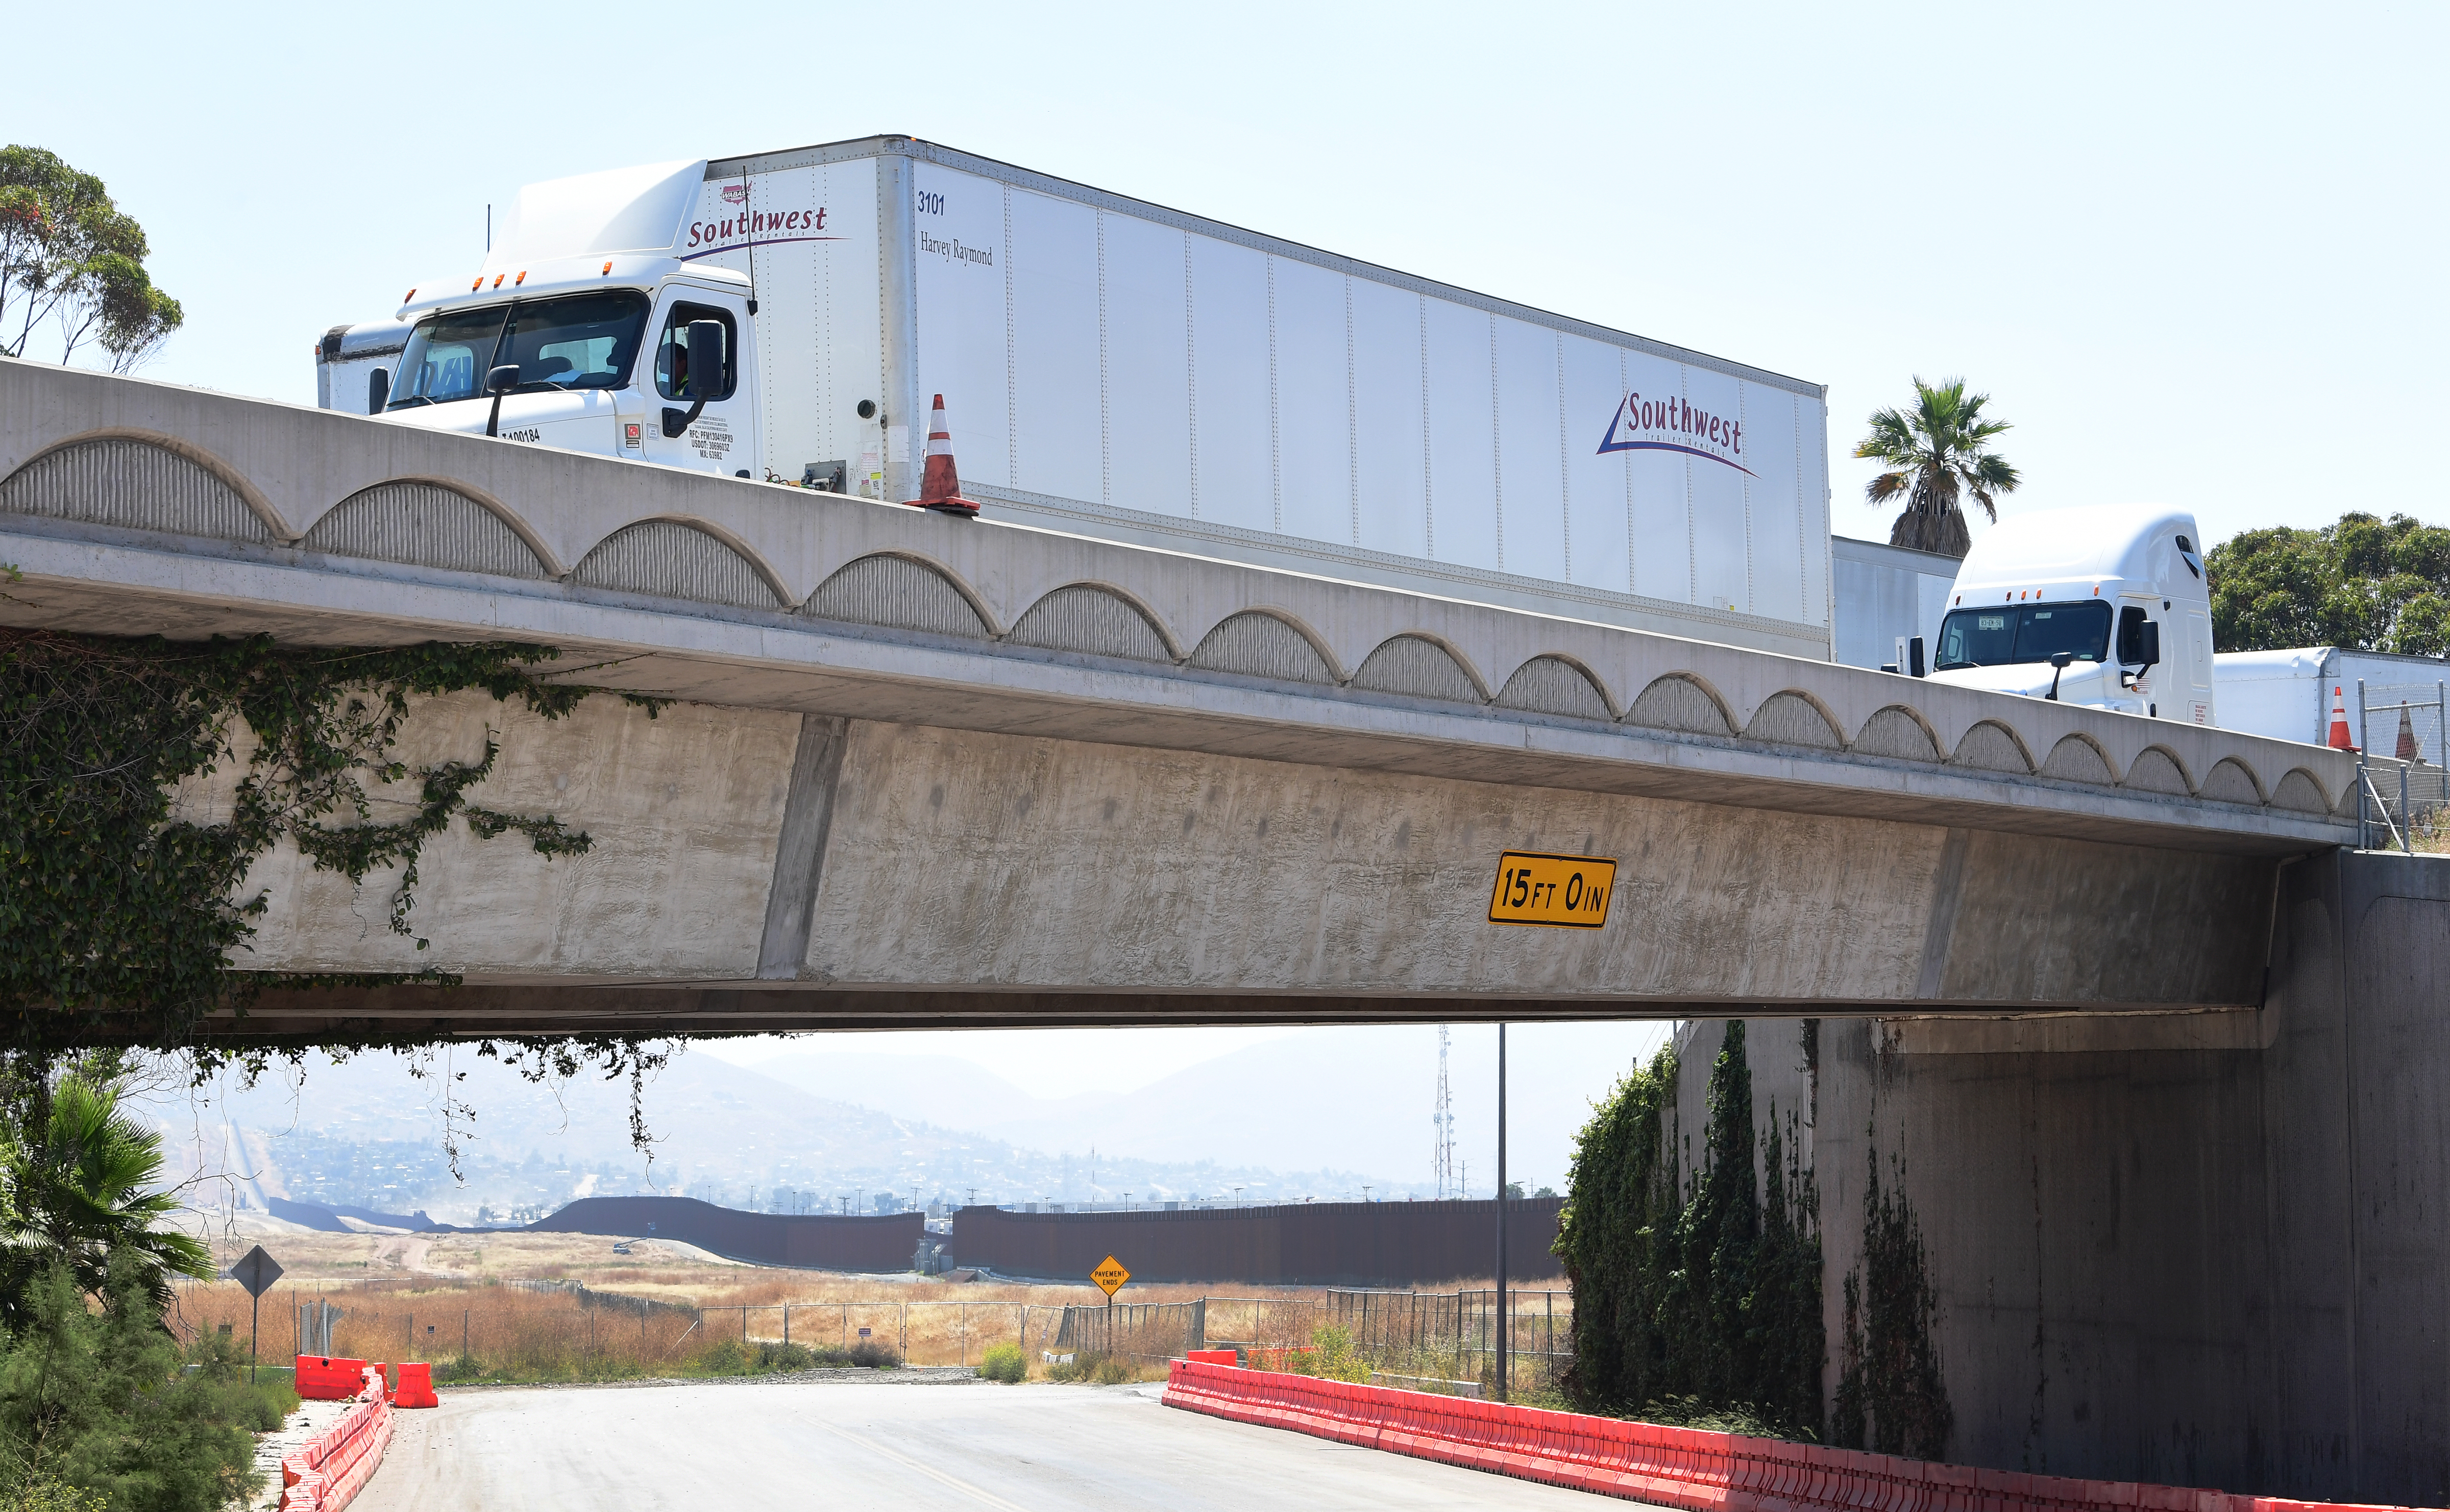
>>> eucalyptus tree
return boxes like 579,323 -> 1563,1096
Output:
0,145 -> 183,371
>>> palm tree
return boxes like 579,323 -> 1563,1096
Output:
0,1069 -> 213,1327
1854,377 -> 2021,558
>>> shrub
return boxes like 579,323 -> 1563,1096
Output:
696,1336 -> 749,1375
0,1259 -> 263,1512
979,1343 -> 1026,1383
1044,1350 -> 1139,1384
751,1342 -> 814,1373
847,1339 -> 900,1369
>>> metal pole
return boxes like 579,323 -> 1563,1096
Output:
2404,764 -> 2413,853
1496,1021 -> 1508,1405
250,1291 -> 259,1386
2360,679 -> 2372,847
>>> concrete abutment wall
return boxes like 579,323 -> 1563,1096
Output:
1680,850 -> 2450,1502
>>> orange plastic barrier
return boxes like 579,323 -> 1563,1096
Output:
292,1357 -> 373,1401
279,1366 -> 394,1512
1163,1360 -> 2439,1512
1183,1349 -> 1240,1367
390,1362 -> 438,1409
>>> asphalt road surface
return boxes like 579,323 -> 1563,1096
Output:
357,1378 -> 1629,1510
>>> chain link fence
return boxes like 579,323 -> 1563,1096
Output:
2353,678 -> 2450,850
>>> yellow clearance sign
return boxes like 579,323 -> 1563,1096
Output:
1091,1255 -> 1131,1297
1487,851 -> 1618,929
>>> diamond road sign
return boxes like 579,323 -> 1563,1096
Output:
229,1246 -> 283,1299
1091,1254 -> 1131,1297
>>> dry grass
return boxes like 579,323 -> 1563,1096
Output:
169,1222 -> 1557,1384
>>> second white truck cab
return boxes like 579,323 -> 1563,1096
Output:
1924,504 -> 2216,725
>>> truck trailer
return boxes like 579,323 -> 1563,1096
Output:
317,136 -> 1835,658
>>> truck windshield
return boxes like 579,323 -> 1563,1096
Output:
387,292 -> 649,407
1934,600 -> 2113,671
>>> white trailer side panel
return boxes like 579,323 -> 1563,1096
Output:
1350,280 -> 1428,560
715,141 -> 1832,656
689,157 -> 883,495
1100,209 -> 1191,516
1272,256 -> 1352,547
1561,336 -> 1631,595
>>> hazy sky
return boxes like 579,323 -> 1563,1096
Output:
11,0 -> 2443,554
8,3 -> 2436,1156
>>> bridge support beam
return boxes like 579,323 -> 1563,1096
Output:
172,695 -> 2285,1037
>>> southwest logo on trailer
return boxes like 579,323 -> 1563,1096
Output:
680,202 -> 840,261
1597,392 -> 1754,475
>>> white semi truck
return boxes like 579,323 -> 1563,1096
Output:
316,136 -> 1836,657
1919,503 -> 2214,724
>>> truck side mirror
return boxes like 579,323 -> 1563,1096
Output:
2045,651 -> 2073,702
2137,621 -> 2161,668
483,363 -> 520,438
367,367 -> 389,414
662,321 -> 727,439
686,320 -> 726,399
1908,636 -> 1926,678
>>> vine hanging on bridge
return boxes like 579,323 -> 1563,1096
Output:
1556,1021 -> 1826,1440
0,628 -> 652,1063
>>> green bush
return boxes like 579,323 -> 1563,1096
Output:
751,1341 -> 814,1372
0,1259 -> 265,1512
1044,1350 -> 1139,1384
696,1336 -> 749,1374
978,1343 -> 1026,1383
1557,1024 -> 1828,1443
1280,1325 -> 1372,1385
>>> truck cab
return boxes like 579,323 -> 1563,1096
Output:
350,160 -> 767,481
1924,504 -> 2216,725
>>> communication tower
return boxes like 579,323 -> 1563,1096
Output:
1434,1025 -> 1456,1198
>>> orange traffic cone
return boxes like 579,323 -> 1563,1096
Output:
2398,705 -> 2420,762
2328,685 -> 2356,751
904,394 -> 979,517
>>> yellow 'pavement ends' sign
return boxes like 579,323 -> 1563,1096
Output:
1487,851 -> 1618,928
1091,1255 -> 1131,1297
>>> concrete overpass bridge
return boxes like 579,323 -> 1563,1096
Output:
18,359 -> 2450,1498
0,359 -> 2361,1039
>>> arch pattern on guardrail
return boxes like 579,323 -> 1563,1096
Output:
1851,705 -> 1944,763
1744,690 -> 1845,751
303,480 -> 554,579
1352,634 -> 1487,704
0,436 -> 2357,821
1007,582 -> 1175,663
2122,746 -> 2193,797
799,552 -> 993,639
1953,720 -> 2036,776
1188,610 -> 1341,685
2040,733 -> 2116,786
0,434 -> 279,542
573,519 -> 785,609
1496,656 -> 1613,721
1624,674 -> 1738,737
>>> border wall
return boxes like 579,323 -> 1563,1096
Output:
526,1196 -> 921,1272
950,1198 -> 1564,1287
